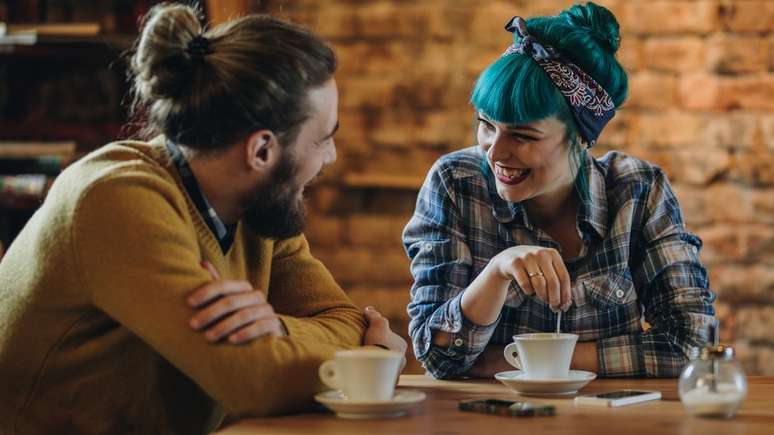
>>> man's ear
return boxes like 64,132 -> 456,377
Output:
244,130 -> 277,171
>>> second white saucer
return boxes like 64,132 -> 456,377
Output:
314,389 -> 426,419
495,369 -> 597,396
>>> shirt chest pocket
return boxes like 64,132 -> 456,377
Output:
572,270 -> 638,309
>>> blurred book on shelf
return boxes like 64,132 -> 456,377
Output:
0,141 -> 76,158
0,22 -> 100,45
0,174 -> 50,208
0,141 -> 75,207
4,22 -> 100,36
0,173 -> 54,209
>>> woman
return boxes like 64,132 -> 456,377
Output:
403,2 -> 715,379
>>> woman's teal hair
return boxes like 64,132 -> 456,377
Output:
471,2 -> 629,201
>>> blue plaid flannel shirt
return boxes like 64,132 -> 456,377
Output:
403,146 -> 716,379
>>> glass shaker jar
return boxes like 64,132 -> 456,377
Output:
679,344 -> 747,418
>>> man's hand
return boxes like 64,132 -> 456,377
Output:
188,261 -> 286,344
362,306 -> 408,357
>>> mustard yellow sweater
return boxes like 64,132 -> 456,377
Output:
0,139 -> 367,435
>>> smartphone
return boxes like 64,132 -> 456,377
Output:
459,399 -> 556,417
574,390 -> 661,407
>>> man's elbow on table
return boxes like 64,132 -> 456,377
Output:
210,337 -> 336,418
216,311 -> 408,417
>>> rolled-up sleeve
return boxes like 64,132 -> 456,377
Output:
403,161 -> 498,379
598,170 -> 716,377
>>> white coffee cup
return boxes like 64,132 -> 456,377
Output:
318,349 -> 403,401
503,333 -> 579,380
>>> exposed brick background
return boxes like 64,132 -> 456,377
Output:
257,0 -> 774,375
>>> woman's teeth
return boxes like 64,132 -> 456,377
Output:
495,166 -> 529,177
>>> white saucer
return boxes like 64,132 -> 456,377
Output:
314,389 -> 426,419
495,370 -> 597,396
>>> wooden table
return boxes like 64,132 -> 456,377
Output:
218,375 -> 774,435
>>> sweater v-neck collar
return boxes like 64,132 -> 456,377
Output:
164,139 -> 237,254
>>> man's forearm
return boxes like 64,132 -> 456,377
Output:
279,305 -> 366,347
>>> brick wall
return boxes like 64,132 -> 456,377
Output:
258,0 -> 774,375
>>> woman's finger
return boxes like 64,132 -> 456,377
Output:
549,252 -> 572,310
190,291 -> 265,329
508,258 -> 535,296
524,257 -> 547,304
539,252 -> 561,311
513,267 -> 535,296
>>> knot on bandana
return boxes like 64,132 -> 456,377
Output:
501,16 -> 615,147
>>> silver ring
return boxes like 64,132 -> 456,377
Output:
527,271 -> 544,278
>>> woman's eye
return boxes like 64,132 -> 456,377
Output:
479,120 -> 494,131
510,134 -> 536,142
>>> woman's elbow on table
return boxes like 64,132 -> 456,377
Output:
417,348 -> 472,380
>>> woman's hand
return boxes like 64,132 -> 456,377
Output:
493,245 -> 571,311
187,261 -> 286,344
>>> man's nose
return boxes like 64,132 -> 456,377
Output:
325,140 -> 337,165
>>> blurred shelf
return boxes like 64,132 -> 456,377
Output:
343,173 -> 424,190
5,22 -> 101,36
0,121 -> 124,149
0,34 -> 135,59
0,140 -> 76,159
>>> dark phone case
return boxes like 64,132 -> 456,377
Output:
458,399 -> 556,417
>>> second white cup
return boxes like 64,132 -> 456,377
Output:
503,333 -> 578,380
318,349 -> 403,401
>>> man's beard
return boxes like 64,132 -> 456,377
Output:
242,155 -> 306,240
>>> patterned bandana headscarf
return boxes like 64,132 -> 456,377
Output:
501,16 -> 615,148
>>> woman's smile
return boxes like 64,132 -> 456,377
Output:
494,164 -> 531,185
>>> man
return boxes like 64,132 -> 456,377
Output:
0,5 -> 405,434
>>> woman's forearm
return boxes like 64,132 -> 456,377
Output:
460,260 -> 510,325
432,260 -> 509,346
